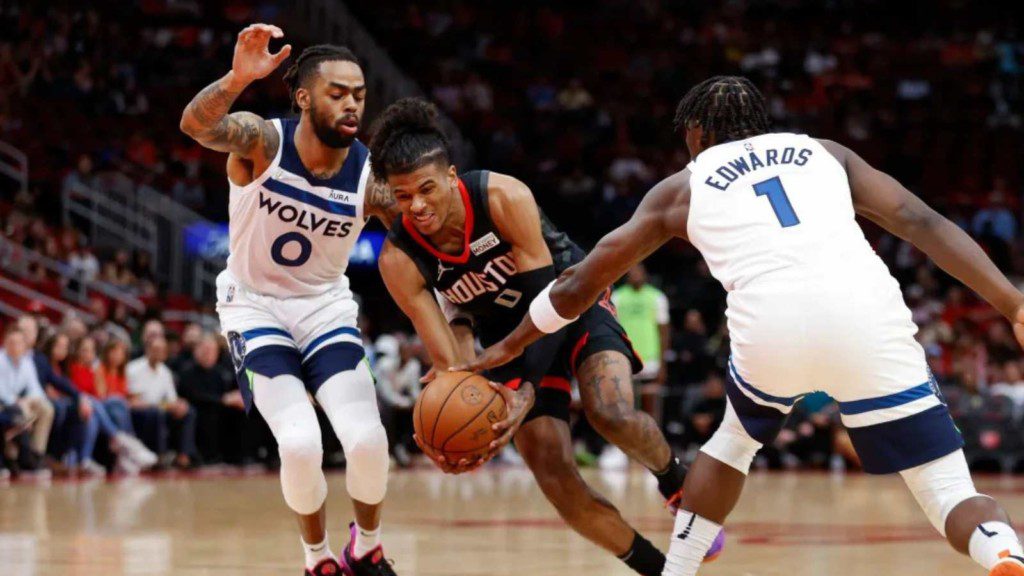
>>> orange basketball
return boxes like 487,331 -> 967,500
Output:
414,371 -> 507,463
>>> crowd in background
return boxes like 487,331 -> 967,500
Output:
2,0 -> 1024,476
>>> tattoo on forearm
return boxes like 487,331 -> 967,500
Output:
184,80 -> 274,156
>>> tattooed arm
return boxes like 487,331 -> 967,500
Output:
179,23 -> 291,159
363,173 -> 401,229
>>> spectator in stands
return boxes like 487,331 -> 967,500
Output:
373,334 -> 422,467
127,335 -> 197,468
612,263 -> 671,410
97,339 -> 134,432
0,324 -> 53,474
168,322 -> 202,374
60,154 -> 96,196
67,242 -> 100,285
134,318 -> 165,356
67,336 -> 157,474
20,314 -> 81,471
177,334 -> 247,465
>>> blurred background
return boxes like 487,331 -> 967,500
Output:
1,0 -> 1023,480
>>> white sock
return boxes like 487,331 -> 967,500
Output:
353,522 -> 381,559
302,533 -> 333,569
663,510 -> 722,576
969,522 -> 1024,569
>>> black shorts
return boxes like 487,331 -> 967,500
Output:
485,292 -> 643,423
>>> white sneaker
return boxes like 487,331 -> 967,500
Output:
80,459 -> 106,476
116,433 -> 158,469
115,455 -> 141,476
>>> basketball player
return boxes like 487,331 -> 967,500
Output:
462,76 -> 1024,576
370,98 -> 723,576
180,24 -> 400,576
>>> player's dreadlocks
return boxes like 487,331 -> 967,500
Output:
282,44 -> 360,113
673,76 -> 770,144
370,97 -> 452,181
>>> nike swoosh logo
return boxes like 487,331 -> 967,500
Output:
979,524 -> 999,538
676,514 -> 696,540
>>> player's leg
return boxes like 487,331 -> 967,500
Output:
577,349 -> 683,500
900,449 -> 1024,574
514,413 -> 666,576
305,344 -> 391,567
662,363 -> 793,576
217,275 -> 340,575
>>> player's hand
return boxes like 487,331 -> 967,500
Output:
1013,302 -> 1024,349
454,340 -> 524,374
478,381 -> 534,462
419,366 -> 437,385
232,24 -> 292,85
412,433 -> 485,474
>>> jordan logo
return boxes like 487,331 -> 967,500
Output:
437,262 -> 454,281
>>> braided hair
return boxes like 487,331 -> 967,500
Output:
673,76 -> 770,144
282,44 -> 360,113
369,97 -> 452,181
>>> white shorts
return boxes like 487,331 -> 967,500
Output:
216,271 -> 366,409
216,270 -> 362,359
723,272 -> 963,474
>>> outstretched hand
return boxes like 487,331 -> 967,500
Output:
453,339 -> 524,375
232,23 -> 292,85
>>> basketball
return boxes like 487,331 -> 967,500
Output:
414,371 -> 508,462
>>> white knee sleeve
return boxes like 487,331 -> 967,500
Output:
315,361 -> 390,505
254,374 -> 328,515
900,449 -> 982,537
700,401 -> 762,475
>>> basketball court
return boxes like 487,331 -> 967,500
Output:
2,466 -> 1019,575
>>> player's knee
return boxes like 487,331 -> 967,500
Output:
344,421 -> 390,505
700,421 -> 762,476
277,429 -> 323,472
900,450 -> 981,538
584,398 -> 631,440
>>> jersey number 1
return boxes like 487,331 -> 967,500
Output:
753,176 -> 800,228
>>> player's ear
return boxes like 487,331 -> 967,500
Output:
295,87 -> 311,112
447,164 -> 458,187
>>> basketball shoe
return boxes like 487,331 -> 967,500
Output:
342,523 -> 398,576
305,557 -> 345,576
991,555 -> 1024,576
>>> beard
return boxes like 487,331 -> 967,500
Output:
310,104 -> 357,149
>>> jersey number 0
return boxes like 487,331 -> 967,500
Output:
753,176 -> 800,228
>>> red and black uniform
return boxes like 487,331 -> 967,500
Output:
388,170 -> 641,422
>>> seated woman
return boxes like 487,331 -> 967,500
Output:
66,336 -> 157,474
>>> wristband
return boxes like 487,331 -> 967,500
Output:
529,283 -> 579,334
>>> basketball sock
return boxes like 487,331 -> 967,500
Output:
663,510 -> 722,576
969,522 -> 1024,569
617,531 -> 666,576
301,533 -> 333,569
652,455 -> 687,501
353,522 -> 381,558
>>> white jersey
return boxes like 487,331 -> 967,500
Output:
226,117 -> 370,297
687,133 -> 926,400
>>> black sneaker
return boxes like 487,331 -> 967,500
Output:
342,522 -> 398,576
305,557 -> 345,576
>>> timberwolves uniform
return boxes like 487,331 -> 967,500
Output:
389,170 -> 642,421
216,117 -> 371,409
687,132 -> 963,474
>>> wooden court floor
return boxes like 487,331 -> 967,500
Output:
2,466 -> 1022,575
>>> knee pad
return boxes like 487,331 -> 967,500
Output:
254,373 -> 328,515
314,362 -> 390,505
700,402 -> 762,475
344,421 -> 390,504
900,449 -> 981,537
